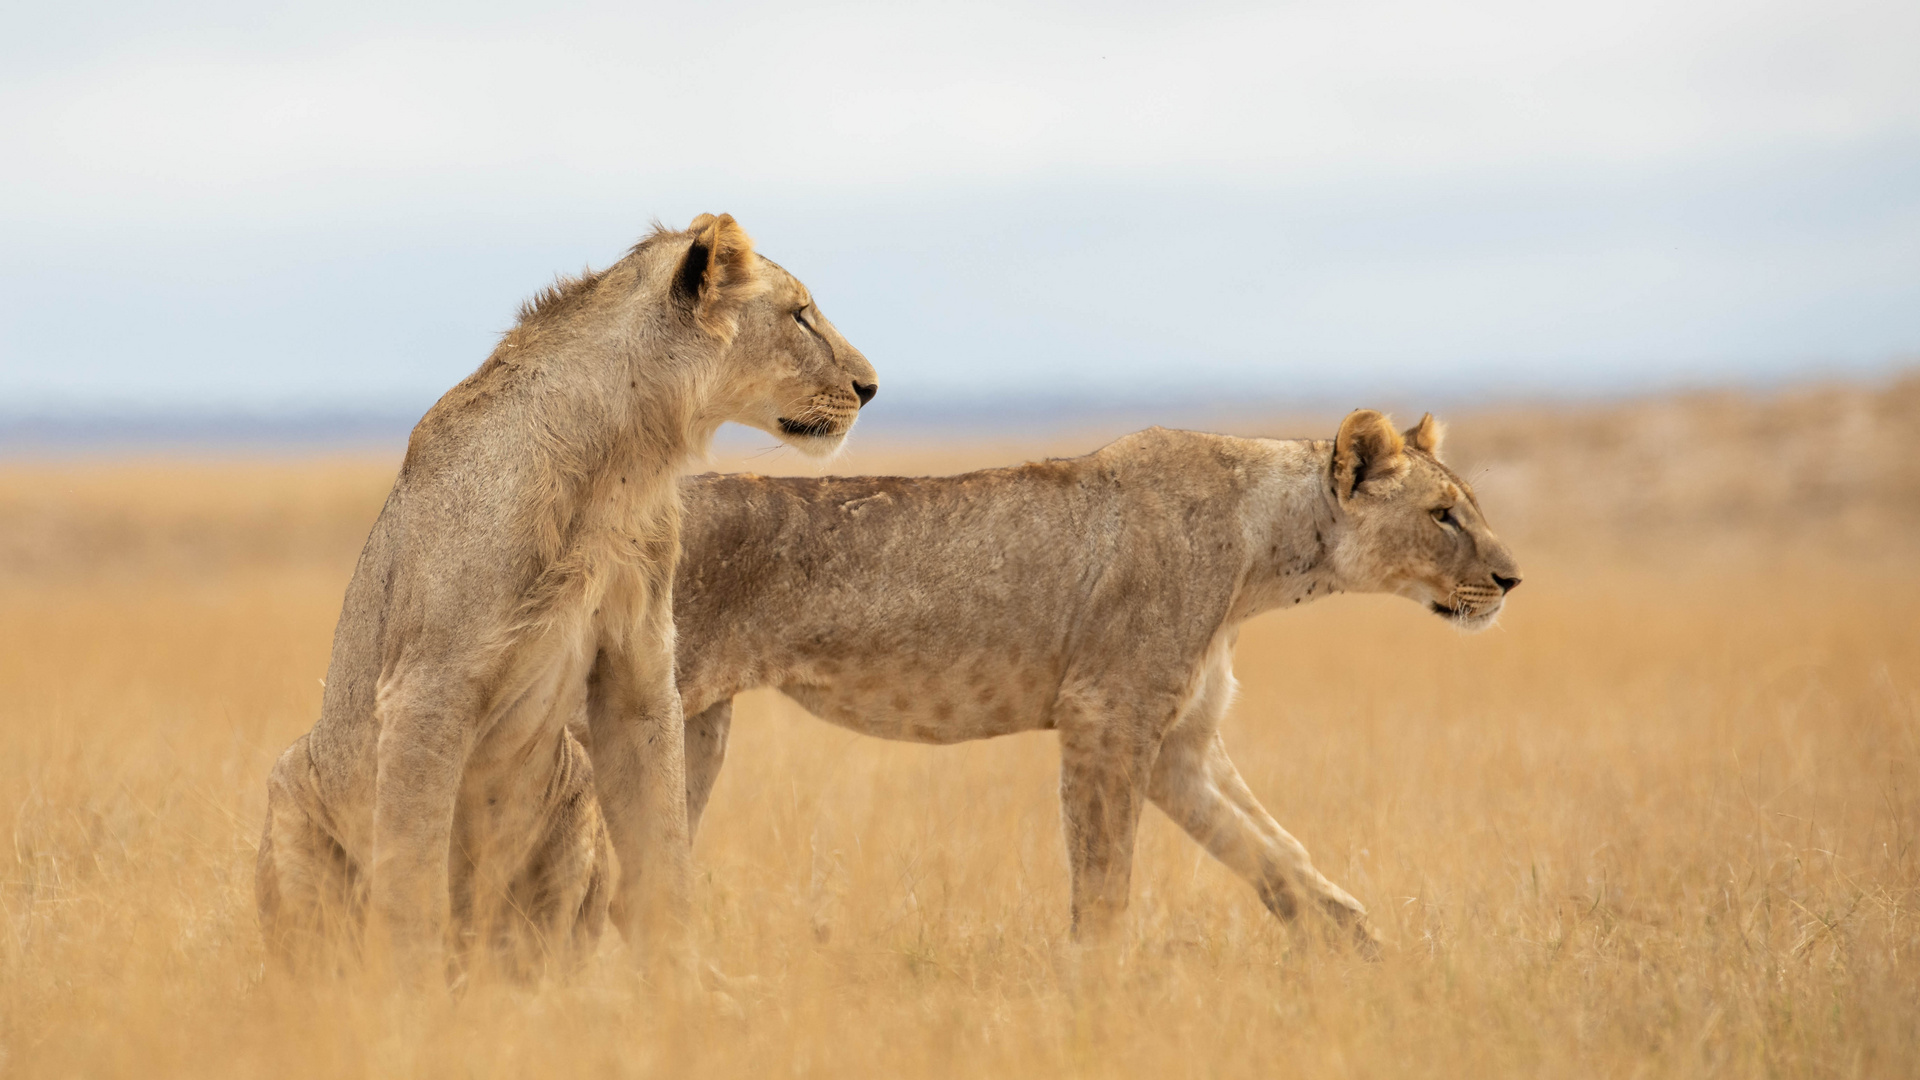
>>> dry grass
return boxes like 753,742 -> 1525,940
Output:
3,385 -> 1918,1078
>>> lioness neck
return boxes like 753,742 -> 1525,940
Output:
494,287 -> 707,489
442,273 -> 722,591
1231,438 -> 1342,622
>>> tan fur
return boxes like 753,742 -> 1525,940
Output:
656,413 -> 1521,950
255,216 -> 877,981
1405,411 -> 1445,456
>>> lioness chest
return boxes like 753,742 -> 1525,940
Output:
425,533 -> 655,871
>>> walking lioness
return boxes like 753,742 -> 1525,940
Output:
256,215 -> 878,978
665,411 -> 1519,948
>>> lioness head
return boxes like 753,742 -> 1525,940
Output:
666,213 -> 878,456
1326,409 -> 1522,630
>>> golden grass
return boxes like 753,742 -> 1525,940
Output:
2,435 -> 1918,1078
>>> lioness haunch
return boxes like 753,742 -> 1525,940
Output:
662,410 -> 1521,949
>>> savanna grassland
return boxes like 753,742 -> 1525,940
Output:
3,379 -> 1918,1078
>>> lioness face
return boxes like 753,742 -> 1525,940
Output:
1329,411 -> 1522,631
717,257 -> 878,457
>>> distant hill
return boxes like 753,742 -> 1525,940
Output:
1,372 -> 1915,581
1448,373 -> 1920,559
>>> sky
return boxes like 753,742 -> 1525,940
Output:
2,0 -> 1917,417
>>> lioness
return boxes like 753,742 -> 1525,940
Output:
666,410 -> 1519,948
256,215 -> 878,978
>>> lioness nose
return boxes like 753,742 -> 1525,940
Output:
853,381 -> 877,407
1492,573 -> 1521,594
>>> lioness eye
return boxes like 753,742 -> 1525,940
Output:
1431,507 -> 1456,527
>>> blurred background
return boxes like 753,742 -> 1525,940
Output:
2,0 -> 1916,445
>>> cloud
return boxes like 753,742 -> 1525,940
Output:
1,0 -> 1916,411
5,0 -> 1916,219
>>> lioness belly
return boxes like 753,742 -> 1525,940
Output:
781,658 -> 1057,743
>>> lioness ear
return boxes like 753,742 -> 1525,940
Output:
1404,412 -> 1445,458
1333,409 -> 1409,500
672,213 -> 762,343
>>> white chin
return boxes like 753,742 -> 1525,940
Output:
1452,606 -> 1501,633
778,429 -> 850,458
1429,597 -> 1501,632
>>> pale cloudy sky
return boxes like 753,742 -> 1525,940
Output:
2,0 -> 1916,413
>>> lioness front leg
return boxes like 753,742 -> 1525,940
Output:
496,727 -> 613,980
585,624 -> 691,968
1147,723 -> 1377,953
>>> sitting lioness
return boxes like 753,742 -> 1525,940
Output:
256,215 -> 878,978
664,410 -> 1519,949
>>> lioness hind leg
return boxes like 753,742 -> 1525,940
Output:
1147,727 -> 1378,954
1056,705 -> 1158,943
257,737 -> 365,973
685,699 -> 732,841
